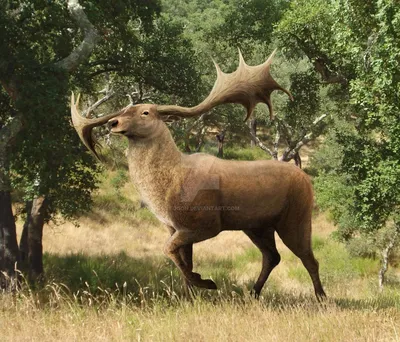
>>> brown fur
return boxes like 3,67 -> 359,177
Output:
70,50 -> 325,299
72,103 -> 326,299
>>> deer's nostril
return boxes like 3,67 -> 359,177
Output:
108,119 -> 118,128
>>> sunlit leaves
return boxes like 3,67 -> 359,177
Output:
281,0 -> 400,235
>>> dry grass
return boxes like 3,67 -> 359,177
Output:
2,290 -> 400,342
5,171 -> 400,342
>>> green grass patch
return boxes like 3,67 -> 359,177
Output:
223,146 -> 270,161
201,144 -> 270,161
233,247 -> 261,269
134,207 -> 159,225
287,237 -> 379,285
312,235 -> 326,251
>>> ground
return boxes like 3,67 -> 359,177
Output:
2,170 -> 400,342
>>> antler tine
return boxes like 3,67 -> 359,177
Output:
212,58 -> 224,77
264,48 -> 277,67
238,48 -> 246,67
157,49 -> 293,121
70,92 -> 121,160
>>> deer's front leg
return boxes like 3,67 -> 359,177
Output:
164,230 -> 217,290
166,226 -> 194,296
179,244 -> 195,297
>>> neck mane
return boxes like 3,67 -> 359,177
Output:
127,124 -> 182,168
126,123 -> 183,212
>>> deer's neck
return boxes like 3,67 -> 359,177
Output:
127,127 -> 183,213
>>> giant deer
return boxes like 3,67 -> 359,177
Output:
71,50 -> 326,300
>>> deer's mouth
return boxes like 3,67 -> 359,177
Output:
110,128 -> 127,135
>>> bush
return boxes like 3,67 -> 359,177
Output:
346,237 -> 377,259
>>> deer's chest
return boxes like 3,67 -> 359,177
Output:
130,171 -> 176,227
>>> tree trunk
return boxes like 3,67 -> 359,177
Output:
294,152 -> 302,169
194,126 -> 206,152
0,115 -> 23,290
249,118 -> 257,148
25,196 -> 48,281
378,229 -> 399,290
19,201 -> 32,272
184,139 -> 192,153
216,130 -> 226,158
0,191 -> 20,289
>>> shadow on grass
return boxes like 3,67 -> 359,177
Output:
44,252 -> 181,295
42,251 -> 250,301
333,295 -> 400,310
37,251 -> 400,311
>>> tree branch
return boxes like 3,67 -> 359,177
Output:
0,115 -> 23,150
89,68 -> 121,79
272,121 -> 280,160
249,128 -> 274,158
184,113 -> 209,152
290,33 -> 347,85
0,80 -> 18,102
55,0 -> 100,71
84,91 -> 115,118
282,113 -> 327,161
195,125 -> 207,152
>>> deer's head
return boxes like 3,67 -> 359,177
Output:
106,104 -> 166,139
71,49 -> 293,159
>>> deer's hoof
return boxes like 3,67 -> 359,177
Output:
188,273 -> 217,290
203,279 -> 217,290
195,278 -> 217,290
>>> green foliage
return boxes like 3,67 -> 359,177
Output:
209,0 -> 289,48
282,0 -> 400,244
1,0 -> 203,223
8,66 -> 100,221
346,236 -> 377,259
285,71 -> 320,125
84,12 -> 201,106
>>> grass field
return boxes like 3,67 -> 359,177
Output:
2,170 -> 400,341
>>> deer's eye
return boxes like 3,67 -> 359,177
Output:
142,110 -> 149,116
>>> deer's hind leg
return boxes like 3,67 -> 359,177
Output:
244,227 -> 281,297
276,217 -> 326,300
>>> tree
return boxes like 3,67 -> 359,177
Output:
167,0 -> 330,165
0,0 -> 200,285
0,0 -> 108,285
249,68 -> 329,167
161,0 -> 296,154
278,0 -> 400,287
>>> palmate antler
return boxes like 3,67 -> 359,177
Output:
157,49 -> 293,121
71,49 -> 292,159
71,93 -> 122,159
